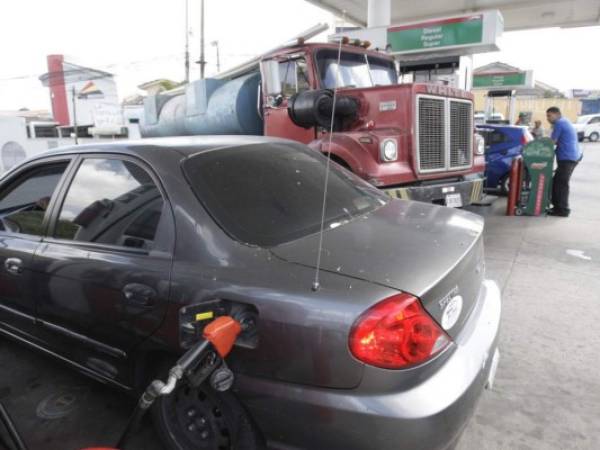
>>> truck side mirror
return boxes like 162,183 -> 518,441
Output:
263,60 -> 282,97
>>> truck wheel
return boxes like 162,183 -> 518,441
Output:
152,381 -> 263,450
589,132 -> 599,142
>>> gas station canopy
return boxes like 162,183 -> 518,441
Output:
307,0 -> 600,31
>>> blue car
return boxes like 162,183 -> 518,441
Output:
476,124 -> 534,193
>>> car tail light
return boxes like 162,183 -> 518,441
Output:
521,132 -> 533,145
349,293 -> 451,369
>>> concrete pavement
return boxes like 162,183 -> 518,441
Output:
459,141 -> 600,450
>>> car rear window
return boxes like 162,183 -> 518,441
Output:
182,143 -> 388,247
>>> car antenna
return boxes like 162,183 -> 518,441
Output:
312,11 -> 346,292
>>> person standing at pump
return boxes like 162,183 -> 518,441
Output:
531,120 -> 545,139
546,107 -> 583,217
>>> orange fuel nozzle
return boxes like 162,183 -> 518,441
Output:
202,316 -> 242,358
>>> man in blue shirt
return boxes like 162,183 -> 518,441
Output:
546,107 -> 582,217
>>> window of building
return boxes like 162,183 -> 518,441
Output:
33,125 -> 59,138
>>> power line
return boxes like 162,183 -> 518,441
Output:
0,53 -> 187,83
0,51 -> 261,84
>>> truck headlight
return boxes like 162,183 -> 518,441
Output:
474,134 -> 485,155
381,139 -> 398,162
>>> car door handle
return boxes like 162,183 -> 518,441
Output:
4,257 -> 23,275
122,283 -> 157,306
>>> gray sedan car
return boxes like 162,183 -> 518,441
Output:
0,136 -> 500,450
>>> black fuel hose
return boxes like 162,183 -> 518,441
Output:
0,402 -> 28,450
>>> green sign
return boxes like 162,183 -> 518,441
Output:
387,15 -> 483,53
473,72 -> 527,88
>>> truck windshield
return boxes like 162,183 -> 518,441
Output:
317,49 -> 397,89
183,143 -> 388,247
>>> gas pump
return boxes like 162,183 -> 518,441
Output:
506,137 -> 555,216
484,89 -> 516,124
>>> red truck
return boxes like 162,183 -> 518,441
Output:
141,40 -> 485,207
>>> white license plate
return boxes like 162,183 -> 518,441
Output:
486,348 -> 500,389
445,193 -> 463,208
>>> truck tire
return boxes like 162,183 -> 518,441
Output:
152,381 -> 263,450
589,132 -> 599,142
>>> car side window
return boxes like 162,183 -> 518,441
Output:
590,117 -> 600,124
54,158 -> 164,250
490,131 -> 506,145
0,162 -> 68,236
478,130 -> 492,146
279,58 -> 310,98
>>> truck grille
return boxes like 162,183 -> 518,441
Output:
450,100 -> 473,168
418,97 -> 446,171
417,96 -> 473,173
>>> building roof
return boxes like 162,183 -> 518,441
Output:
39,60 -> 113,86
0,109 -> 54,122
137,79 -> 176,90
474,61 -> 561,95
137,79 -> 183,93
122,94 -> 145,106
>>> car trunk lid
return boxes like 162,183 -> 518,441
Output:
270,199 -> 486,339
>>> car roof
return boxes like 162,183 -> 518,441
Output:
476,123 -> 529,131
28,135 -> 296,160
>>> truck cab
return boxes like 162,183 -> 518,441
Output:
259,42 -> 485,207
140,41 -> 485,207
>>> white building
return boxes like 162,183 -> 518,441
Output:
39,55 -> 126,138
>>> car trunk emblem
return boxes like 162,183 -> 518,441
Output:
441,295 -> 463,330
439,287 -> 463,330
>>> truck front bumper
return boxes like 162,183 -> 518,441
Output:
383,174 -> 485,207
237,280 -> 502,450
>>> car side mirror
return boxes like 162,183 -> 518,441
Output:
263,60 -> 282,97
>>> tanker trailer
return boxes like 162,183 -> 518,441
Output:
141,72 -> 262,137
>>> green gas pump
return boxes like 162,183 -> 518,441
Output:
515,137 -> 555,216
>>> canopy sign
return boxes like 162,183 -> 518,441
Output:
388,15 -> 483,52
329,10 -> 502,59
473,71 -> 534,89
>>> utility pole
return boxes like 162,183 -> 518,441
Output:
71,85 -> 79,145
199,0 -> 206,78
211,40 -> 220,73
184,0 -> 190,82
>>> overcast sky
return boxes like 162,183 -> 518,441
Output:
1,0 -> 600,111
